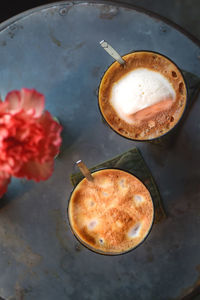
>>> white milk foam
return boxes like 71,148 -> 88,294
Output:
110,68 -> 176,124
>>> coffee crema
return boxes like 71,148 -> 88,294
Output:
98,51 -> 187,140
68,169 -> 154,254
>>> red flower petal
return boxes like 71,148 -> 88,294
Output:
20,88 -> 45,118
37,111 -> 62,157
14,160 -> 54,182
0,100 -> 9,114
5,90 -> 21,113
5,88 -> 45,117
0,172 -> 11,198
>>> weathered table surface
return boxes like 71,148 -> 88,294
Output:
0,1 -> 200,299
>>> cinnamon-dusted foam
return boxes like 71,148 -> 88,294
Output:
68,169 -> 154,254
99,51 -> 187,140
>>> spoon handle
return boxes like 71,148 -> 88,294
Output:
100,40 -> 125,65
76,160 -> 94,182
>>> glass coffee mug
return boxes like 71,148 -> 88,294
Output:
68,168 -> 154,255
98,50 -> 187,141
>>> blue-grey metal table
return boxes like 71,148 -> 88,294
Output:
0,1 -> 200,299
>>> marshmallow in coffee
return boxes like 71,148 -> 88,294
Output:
99,51 -> 187,140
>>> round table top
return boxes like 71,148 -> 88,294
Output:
0,1 -> 200,299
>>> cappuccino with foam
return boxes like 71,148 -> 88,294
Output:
68,169 -> 154,255
99,51 -> 187,140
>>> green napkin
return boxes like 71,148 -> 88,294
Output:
70,147 -> 166,224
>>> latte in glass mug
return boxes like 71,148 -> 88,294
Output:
98,51 -> 187,140
68,169 -> 154,255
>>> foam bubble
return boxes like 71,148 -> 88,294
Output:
102,191 -> 109,197
88,220 -> 98,230
128,223 -> 141,238
86,198 -> 96,208
134,195 -> 144,204
99,238 -> 104,244
119,179 -> 126,188
111,68 -> 176,124
118,179 -> 129,194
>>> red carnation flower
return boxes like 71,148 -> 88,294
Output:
0,88 -> 62,197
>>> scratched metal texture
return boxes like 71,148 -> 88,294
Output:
0,1 -> 199,299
